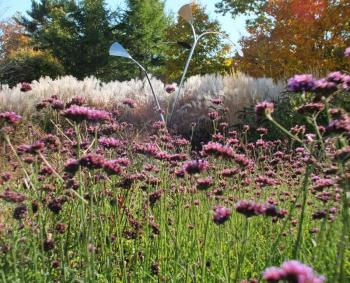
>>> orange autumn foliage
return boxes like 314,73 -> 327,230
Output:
0,20 -> 29,58
237,0 -> 350,79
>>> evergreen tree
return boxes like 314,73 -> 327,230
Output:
17,0 -> 116,79
114,0 -> 170,80
165,3 -> 231,82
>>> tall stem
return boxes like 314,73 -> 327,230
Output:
292,165 -> 313,258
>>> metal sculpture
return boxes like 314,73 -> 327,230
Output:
168,2 -> 240,126
109,42 -> 165,122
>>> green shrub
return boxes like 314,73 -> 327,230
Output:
0,48 -> 64,86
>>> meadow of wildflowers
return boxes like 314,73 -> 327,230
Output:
0,50 -> 349,282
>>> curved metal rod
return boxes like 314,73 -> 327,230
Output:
131,58 -> 165,122
168,30 -> 238,126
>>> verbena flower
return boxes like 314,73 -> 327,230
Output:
62,106 -> 111,123
345,46 -> 350,57
202,142 -> 234,158
182,160 -> 209,174
79,154 -> 106,169
255,101 -> 274,117
312,79 -> 337,95
287,74 -> 315,92
98,137 -> 123,149
213,206 -> 231,225
122,98 -> 136,108
297,103 -> 325,114
235,200 -> 266,217
165,83 -> 177,93
20,82 -> 32,92
326,71 -> 345,84
0,189 -> 26,203
0,112 -> 22,125
197,176 -> 213,190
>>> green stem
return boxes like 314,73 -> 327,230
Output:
292,165 -> 313,258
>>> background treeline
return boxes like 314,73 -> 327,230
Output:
0,0 -> 231,86
1,0 -> 350,87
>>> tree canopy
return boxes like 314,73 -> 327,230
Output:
216,0 -> 350,79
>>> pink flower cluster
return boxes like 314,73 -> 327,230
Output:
20,82 -> 32,92
62,106 -> 111,123
182,160 -> 209,175
255,101 -> 274,116
98,137 -> 124,149
202,142 -> 234,158
165,83 -> 177,93
345,46 -> 350,57
287,74 -> 315,92
213,206 -> 231,225
122,98 -> 136,108
235,201 -> 286,218
263,260 -> 325,283
0,112 -> 22,125
65,154 -> 123,176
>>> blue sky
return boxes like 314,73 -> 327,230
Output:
1,0 -> 248,46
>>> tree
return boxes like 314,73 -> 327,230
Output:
165,3 -> 231,82
17,0 -> 116,79
114,0 -> 170,80
216,0 -> 350,79
0,20 -> 30,58
0,48 -> 64,86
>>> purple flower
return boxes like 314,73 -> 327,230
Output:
287,74 -> 315,92
345,46 -> 350,57
182,160 -> 209,175
0,112 -> 22,125
255,101 -> 274,117
312,79 -> 337,94
0,189 -> 26,203
210,97 -> 223,105
202,142 -> 234,159
213,206 -> 231,225
263,267 -> 284,282
342,75 -> 350,91
297,103 -> 325,114
165,83 -> 177,93
67,96 -> 86,107
281,260 -> 325,283
263,260 -> 325,283
326,71 -> 345,84
208,111 -> 219,120
20,82 -> 32,92
122,98 -> 136,108
98,137 -> 123,149
197,176 -> 213,190
62,106 -> 111,123
103,160 -> 122,175
64,159 -> 80,174
79,154 -> 106,169
235,200 -> 265,217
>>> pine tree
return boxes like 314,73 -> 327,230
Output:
114,0 -> 170,80
17,0 -> 115,79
